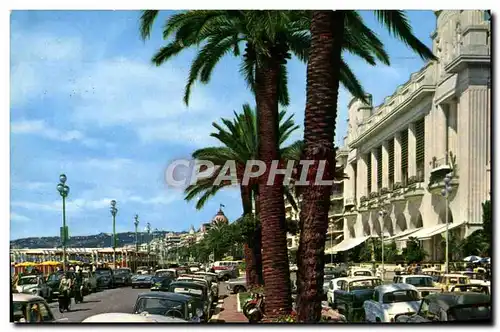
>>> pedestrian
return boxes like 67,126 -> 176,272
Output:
395,264 -> 402,276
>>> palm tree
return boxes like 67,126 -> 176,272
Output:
184,103 -> 298,287
139,10 -> 418,316
296,10 -> 436,321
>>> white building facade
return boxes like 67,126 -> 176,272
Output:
335,10 -> 490,260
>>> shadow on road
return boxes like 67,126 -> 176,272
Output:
68,308 -> 91,313
82,300 -> 101,303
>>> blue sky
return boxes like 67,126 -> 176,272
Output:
10,10 -> 436,240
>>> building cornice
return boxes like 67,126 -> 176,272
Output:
445,54 -> 490,74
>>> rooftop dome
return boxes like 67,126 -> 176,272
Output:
212,206 -> 228,226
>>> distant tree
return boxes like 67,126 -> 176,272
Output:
482,200 -> 491,256
402,237 -> 427,263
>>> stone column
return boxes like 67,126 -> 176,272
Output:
394,132 -> 402,184
447,101 -> 458,159
382,141 -> 389,188
356,154 -> 367,203
435,104 -> 448,163
424,110 -> 433,183
344,162 -> 355,203
371,149 -> 378,193
408,123 -> 417,178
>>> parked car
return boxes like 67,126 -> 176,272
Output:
83,312 -> 187,323
16,275 -> 52,300
177,276 -> 213,303
45,272 -> 68,298
396,292 -> 491,323
226,277 -> 247,294
113,268 -> 132,287
133,292 -> 203,322
333,277 -> 382,322
150,277 -> 174,292
136,266 -> 151,275
194,272 -> 219,301
434,274 -> 470,292
363,284 -> 422,322
450,284 -> 490,295
422,269 -> 443,283
392,275 -> 441,297
94,267 -> 114,289
459,271 -> 490,286
132,274 -> 153,289
12,293 -> 66,323
81,271 -> 97,293
168,281 -> 212,321
326,277 -> 348,307
348,268 -> 374,277
213,266 -> 239,281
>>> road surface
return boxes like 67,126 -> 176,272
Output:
50,282 -> 229,322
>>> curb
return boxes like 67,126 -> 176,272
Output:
236,293 -> 241,312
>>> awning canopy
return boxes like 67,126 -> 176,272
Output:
370,232 -> 392,239
384,228 -> 422,242
398,222 -> 464,241
328,236 -> 370,253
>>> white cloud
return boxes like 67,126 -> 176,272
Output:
10,212 -> 31,223
11,119 -> 113,148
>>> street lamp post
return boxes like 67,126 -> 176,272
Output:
110,200 -> 118,269
146,223 -> 151,267
378,208 -> 388,281
57,174 -> 70,271
134,214 -> 139,269
441,173 -> 453,274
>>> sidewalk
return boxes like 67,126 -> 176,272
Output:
212,294 -> 248,323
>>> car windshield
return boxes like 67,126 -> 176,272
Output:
135,297 -> 186,318
350,279 -> 381,290
448,305 -> 491,321
156,271 -> 176,278
95,270 -> 111,276
382,290 -> 421,303
169,285 -> 204,298
353,271 -> 371,276
18,277 -> 38,285
47,274 -> 61,282
448,277 -> 468,284
405,277 -> 434,287
115,269 -> 129,275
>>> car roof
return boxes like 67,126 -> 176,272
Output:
170,281 -> 206,289
401,274 -> 433,278
137,292 -> 192,302
443,274 -> 468,277
82,313 -> 187,323
13,293 -> 45,302
346,276 -> 381,282
425,292 -> 491,310
375,283 -> 418,293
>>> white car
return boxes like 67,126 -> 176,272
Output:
392,274 -> 441,297
12,294 -> 67,323
16,275 -> 52,300
349,268 -> 373,277
460,271 -> 490,286
82,312 -> 187,323
326,277 -> 348,306
363,284 -> 422,322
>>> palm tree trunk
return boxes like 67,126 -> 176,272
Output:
255,58 -> 292,318
240,184 -> 260,287
296,10 -> 345,322
252,185 -> 264,285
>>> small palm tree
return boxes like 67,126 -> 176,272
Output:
296,10 -> 436,321
184,103 -> 298,286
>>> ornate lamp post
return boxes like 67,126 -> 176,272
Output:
441,173 -> 453,274
146,223 -> 151,267
110,200 -> 118,269
378,208 -> 388,281
56,174 -> 70,271
134,214 -> 139,252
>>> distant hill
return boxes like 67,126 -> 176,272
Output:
10,231 -> 187,249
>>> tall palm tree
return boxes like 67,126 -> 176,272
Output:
296,10 -> 437,321
184,103 -> 298,287
139,10 -> 416,316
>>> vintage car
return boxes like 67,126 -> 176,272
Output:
435,274 -> 470,292
82,271 -> 97,293
177,276 -> 213,303
83,312 -> 187,323
16,275 -> 52,300
151,277 -> 174,292
422,269 -> 443,282
333,276 -> 382,321
193,272 -> 219,301
226,277 -> 247,294
460,271 -> 490,286
450,284 -> 490,295
326,277 -> 348,307
132,274 -> 154,288
363,283 -> 422,322
136,266 -> 152,275
168,281 -> 212,321
113,268 -> 133,287
349,268 -> 374,278
12,293 -> 67,323
94,267 -> 115,289
392,275 -> 441,297
133,292 -> 203,322
396,292 -> 491,322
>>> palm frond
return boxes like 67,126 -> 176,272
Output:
139,10 -> 160,40
340,58 -> 367,102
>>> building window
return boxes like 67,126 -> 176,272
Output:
366,154 -> 372,193
400,129 -> 408,186
376,146 -> 383,190
388,138 -> 395,189
415,118 -> 425,182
